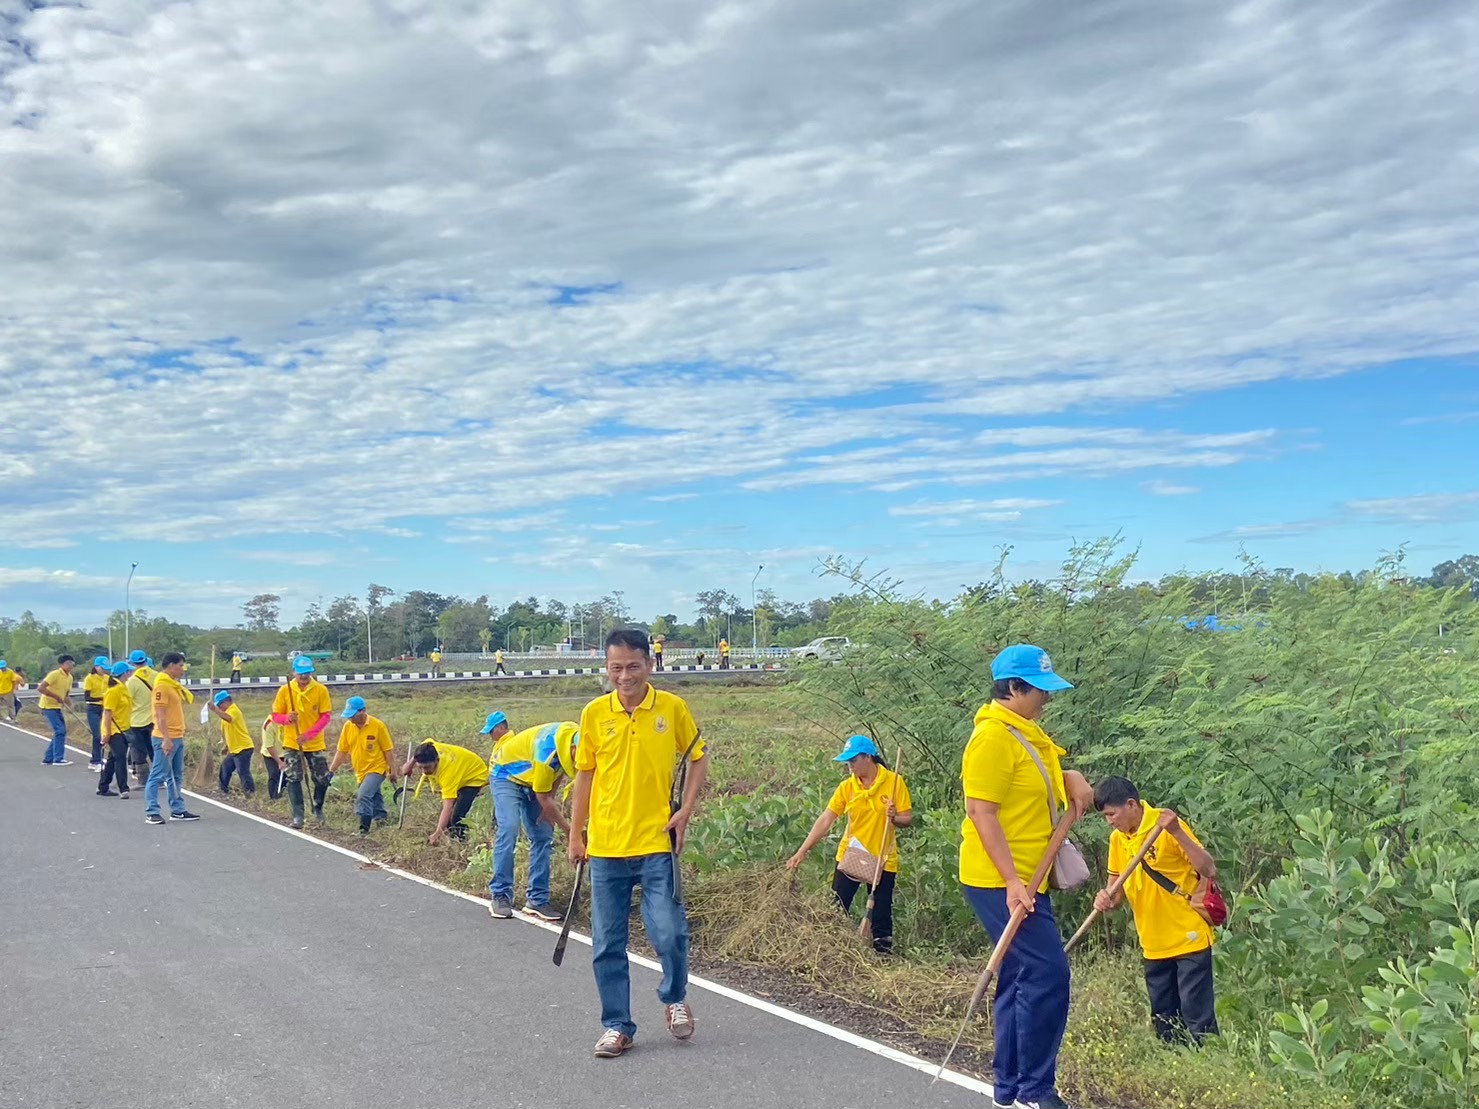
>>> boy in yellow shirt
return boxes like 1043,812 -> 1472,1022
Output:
97,661 -> 134,798
400,739 -> 488,845
328,696 -> 400,835
37,654 -> 76,766
1093,776 -> 1220,1043
570,629 -> 707,1059
209,691 -> 257,796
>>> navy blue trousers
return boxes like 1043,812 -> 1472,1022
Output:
962,885 -> 1070,1105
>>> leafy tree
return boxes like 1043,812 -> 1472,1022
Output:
242,593 -> 282,632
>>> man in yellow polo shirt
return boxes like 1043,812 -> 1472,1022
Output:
36,654 -> 76,766
124,654 -> 156,785
82,656 -> 111,770
97,661 -> 134,798
328,696 -> 400,835
209,691 -> 257,797
570,629 -> 707,1059
0,661 -> 21,722
270,655 -> 334,829
230,652 -> 243,682
401,739 -> 488,844
144,653 -> 200,824
1093,776 -> 1219,1043
429,647 -> 443,677
487,714 -> 578,921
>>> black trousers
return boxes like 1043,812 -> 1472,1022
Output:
230,669 -> 241,682
1144,947 -> 1219,1043
833,867 -> 896,952
654,655 -> 663,671
219,750 -> 256,795
447,785 -> 483,839
98,734 -> 130,794
127,726 -> 154,774
261,754 -> 285,798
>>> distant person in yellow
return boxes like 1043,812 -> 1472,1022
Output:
209,690 -> 256,797
718,638 -> 730,669
570,628 -> 706,1059
652,636 -> 664,672
430,647 -> 443,677
230,652 -> 243,682
401,739 -> 488,845
37,654 -> 76,766
0,661 -> 21,722
271,655 -> 333,829
83,656 -> 111,770
1093,776 -> 1219,1044
260,715 -> 286,800
97,661 -> 134,798
487,714 -> 578,921
785,734 -> 912,954
124,652 -> 156,784
144,653 -> 200,824
494,648 -> 507,676
328,696 -> 400,835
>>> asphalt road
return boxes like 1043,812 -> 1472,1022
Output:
0,722 -> 991,1109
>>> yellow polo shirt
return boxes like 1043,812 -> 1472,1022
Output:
152,681 -> 185,739
260,720 -> 283,758
272,679 -> 333,752
37,668 -> 71,710
126,673 -> 155,728
1109,804 -> 1214,960
102,683 -> 133,737
338,716 -> 395,779
577,686 -> 703,859
217,702 -> 255,754
231,654 -> 243,670
491,721 -> 578,794
0,671 -> 18,696
420,741 -> 489,798
959,700 -> 1067,891
82,673 -> 108,705
827,767 -> 912,874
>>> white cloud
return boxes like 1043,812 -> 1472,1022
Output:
1344,491 -> 1479,524
1142,480 -> 1201,496
238,550 -> 342,567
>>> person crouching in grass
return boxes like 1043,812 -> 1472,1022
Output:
1092,776 -> 1220,1044
209,691 -> 256,797
401,740 -> 488,845
328,696 -> 399,835
785,734 -> 912,954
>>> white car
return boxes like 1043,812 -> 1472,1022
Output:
791,636 -> 852,661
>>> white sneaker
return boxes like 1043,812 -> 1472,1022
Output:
88,763 -> 103,772
54,759 -> 73,767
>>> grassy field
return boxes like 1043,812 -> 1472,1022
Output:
15,676 -> 1350,1109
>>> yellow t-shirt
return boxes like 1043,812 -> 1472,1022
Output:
338,716 -> 394,779
126,673 -> 155,728
1109,804 -> 1215,960
231,654 -> 243,670
82,673 -> 108,704
430,651 -> 442,663
273,679 -> 333,752
653,640 -> 663,654
217,702 -> 255,754
152,681 -> 185,739
37,668 -> 71,710
102,683 -> 133,737
959,700 -> 1068,891
827,767 -> 913,874
491,722 -> 578,794
420,741 -> 489,799
719,641 -> 729,656
0,671 -> 18,695
576,686 -> 704,858
494,650 -> 504,663
260,720 -> 283,758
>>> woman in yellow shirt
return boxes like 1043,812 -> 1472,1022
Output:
97,662 -> 134,798
785,735 -> 913,953
83,656 -> 111,769
959,645 -> 1093,1109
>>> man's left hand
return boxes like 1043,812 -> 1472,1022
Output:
665,807 -> 693,853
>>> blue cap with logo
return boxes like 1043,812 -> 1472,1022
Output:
833,734 -> 880,762
110,661 -> 130,678
93,655 -> 111,669
342,695 -> 367,719
479,710 -> 508,735
128,649 -> 148,665
0,660 -> 7,671
991,644 -> 1073,692
291,656 -> 315,675
213,690 -> 233,706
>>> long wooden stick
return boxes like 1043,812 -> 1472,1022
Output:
1063,811 -> 1176,954
860,747 -> 904,942
934,804 -> 1082,1083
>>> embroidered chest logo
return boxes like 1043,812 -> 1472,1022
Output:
654,715 -> 668,734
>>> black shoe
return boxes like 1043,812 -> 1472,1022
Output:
97,789 -> 117,797
1015,1094 -> 1073,1109
312,806 -> 325,826
144,814 -> 166,825
170,811 -> 201,821
290,816 -> 304,829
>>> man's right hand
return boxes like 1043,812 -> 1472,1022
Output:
1093,888 -> 1115,913
784,851 -> 804,871
567,833 -> 588,865
162,739 -> 175,757
1005,877 -> 1034,917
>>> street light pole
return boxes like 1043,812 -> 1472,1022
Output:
751,564 -> 764,656
124,562 -> 138,655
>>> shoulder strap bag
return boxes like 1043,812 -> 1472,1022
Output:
1004,725 -> 1091,891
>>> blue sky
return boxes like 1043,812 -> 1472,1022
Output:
1,1 -> 1476,629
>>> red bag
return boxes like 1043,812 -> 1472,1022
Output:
1192,879 -> 1228,927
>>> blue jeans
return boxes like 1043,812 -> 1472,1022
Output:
962,886 -> 1070,1105
489,778 -> 554,906
144,738 -> 186,817
87,704 -> 104,762
41,709 -> 67,763
355,773 -> 388,820
589,853 -> 689,1038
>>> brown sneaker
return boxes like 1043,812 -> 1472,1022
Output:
666,1001 -> 695,1041
594,1029 -> 633,1058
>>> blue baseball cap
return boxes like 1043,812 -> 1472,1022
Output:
834,734 -> 879,762
213,690 -> 233,706
291,656 -> 315,674
479,710 -> 508,735
109,661 -> 130,678
93,655 -> 111,669
342,696 -> 367,719
128,650 -> 148,665
0,661 -> 7,671
991,644 -> 1074,692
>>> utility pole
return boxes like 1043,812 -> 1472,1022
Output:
124,562 -> 138,655
751,564 -> 764,656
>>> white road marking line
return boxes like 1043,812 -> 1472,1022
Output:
1,719 -> 992,1098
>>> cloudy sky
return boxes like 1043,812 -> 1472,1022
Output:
2,0 -> 1476,629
